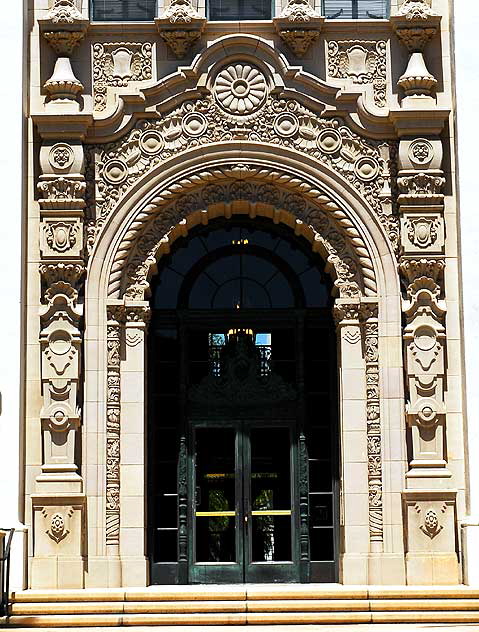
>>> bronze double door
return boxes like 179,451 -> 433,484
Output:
189,421 -> 299,583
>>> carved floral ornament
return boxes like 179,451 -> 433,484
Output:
85,84 -> 397,253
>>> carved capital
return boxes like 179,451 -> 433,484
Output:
333,300 -> 361,326
397,171 -> 445,204
158,29 -> 203,58
38,177 -> 86,210
276,29 -> 321,58
40,262 -> 85,289
43,30 -> 84,56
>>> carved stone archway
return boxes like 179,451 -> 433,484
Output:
78,147 -> 407,586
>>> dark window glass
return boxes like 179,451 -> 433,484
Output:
91,0 -> 157,21
208,0 -> 272,20
322,0 -> 389,19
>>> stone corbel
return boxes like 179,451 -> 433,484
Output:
273,0 -> 324,58
390,0 -> 441,107
155,0 -> 206,59
39,1 -> 89,109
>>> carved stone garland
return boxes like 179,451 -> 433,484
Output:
85,89 -> 397,252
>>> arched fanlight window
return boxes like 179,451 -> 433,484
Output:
91,0 -> 157,21
322,0 -> 389,19
152,219 -> 332,310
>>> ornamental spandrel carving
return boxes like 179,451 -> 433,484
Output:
92,42 -> 153,112
327,41 -> 387,109
85,92 -> 396,250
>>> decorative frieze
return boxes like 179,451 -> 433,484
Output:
92,42 -> 153,112
327,40 -> 387,108
86,92 -> 392,246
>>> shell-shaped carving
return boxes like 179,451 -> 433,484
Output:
214,64 -> 267,115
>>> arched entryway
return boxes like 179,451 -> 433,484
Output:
147,217 -> 339,584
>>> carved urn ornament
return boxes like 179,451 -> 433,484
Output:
273,0 -> 324,57
390,0 -> 441,104
39,0 -> 88,107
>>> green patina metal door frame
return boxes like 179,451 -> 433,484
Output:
187,420 -> 301,584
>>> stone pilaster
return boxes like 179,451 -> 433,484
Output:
396,131 -> 459,583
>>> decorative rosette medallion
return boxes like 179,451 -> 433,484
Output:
214,64 -> 267,115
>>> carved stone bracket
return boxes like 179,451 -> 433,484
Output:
37,279 -> 83,492
155,0 -> 206,59
273,0 -> 324,57
400,258 -> 449,478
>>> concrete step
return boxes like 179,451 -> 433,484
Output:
7,585 -> 479,627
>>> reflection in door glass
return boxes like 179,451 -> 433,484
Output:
250,427 -> 292,562
195,428 -> 236,563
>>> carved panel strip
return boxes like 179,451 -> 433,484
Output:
106,306 -> 123,545
361,304 -> 383,546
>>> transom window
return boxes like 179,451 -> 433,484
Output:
208,0 -> 272,21
91,0 -> 157,21
322,0 -> 389,19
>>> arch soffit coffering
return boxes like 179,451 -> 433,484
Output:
87,148 -> 399,309
90,34 -> 395,142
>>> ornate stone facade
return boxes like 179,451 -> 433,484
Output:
20,0 -> 466,592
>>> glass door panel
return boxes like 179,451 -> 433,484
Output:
245,426 -> 298,582
190,427 -> 243,583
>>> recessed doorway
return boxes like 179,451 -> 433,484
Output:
147,217 -> 339,584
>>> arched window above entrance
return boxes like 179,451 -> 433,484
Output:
152,219 -> 332,310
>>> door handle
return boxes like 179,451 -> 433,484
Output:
244,515 -> 248,524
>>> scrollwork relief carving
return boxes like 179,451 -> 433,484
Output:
92,42 -> 153,112
327,40 -> 387,108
